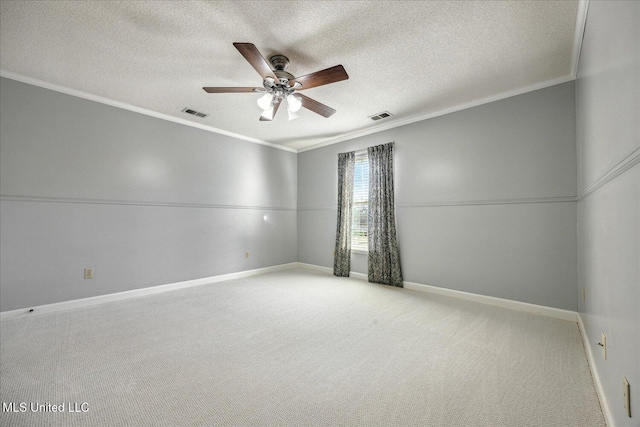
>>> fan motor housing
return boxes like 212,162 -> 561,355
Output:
269,55 -> 294,84
274,69 -> 294,82
269,54 -> 289,70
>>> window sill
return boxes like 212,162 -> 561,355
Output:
351,248 -> 368,255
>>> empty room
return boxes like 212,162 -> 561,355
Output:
1,1 -> 638,426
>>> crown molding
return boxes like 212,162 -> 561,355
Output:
1,68 -> 578,155
298,75 -> 575,153
571,0 -> 590,78
0,70 -> 297,153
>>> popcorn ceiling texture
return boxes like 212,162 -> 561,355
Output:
1,269 -> 604,426
0,1 -> 578,149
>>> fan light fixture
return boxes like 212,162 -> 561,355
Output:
287,94 -> 302,112
260,107 -> 274,121
257,93 -> 273,110
203,43 -> 348,121
257,93 -> 302,121
287,108 -> 299,121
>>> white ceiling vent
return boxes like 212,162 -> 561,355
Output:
368,111 -> 393,121
182,107 -> 209,118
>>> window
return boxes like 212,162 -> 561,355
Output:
352,152 -> 369,251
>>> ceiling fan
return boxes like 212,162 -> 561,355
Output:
203,43 -> 349,121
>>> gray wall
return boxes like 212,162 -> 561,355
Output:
576,1 -> 639,425
298,82 -> 577,310
0,77 -> 297,311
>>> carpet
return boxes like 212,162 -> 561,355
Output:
0,269 -> 605,426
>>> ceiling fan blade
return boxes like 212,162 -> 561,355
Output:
290,65 -> 348,90
233,42 -> 277,80
202,87 -> 262,93
297,94 -> 336,118
259,98 -> 282,121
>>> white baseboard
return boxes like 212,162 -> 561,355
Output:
296,262 -> 577,322
296,262 -> 368,281
578,314 -> 614,427
296,262 -> 333,275
404,281 -> 577,322
0,263 -> 298,322
2,262 -> 577,324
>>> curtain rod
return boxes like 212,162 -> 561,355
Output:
338,141 -> 395,156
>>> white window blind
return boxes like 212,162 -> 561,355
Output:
352,152 -> 369,251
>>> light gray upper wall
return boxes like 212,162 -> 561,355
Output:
298,82 -> 577,310
0,77 -> 296,209
576,1 -> 639,425
0,77 -> 297,311
300,82 -> 577,209
576,0 -> 640,195
396,86 -> 577,204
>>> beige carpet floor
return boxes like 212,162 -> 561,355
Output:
1,268 -> 604,426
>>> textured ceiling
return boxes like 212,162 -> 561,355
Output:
0,1 -> 580,150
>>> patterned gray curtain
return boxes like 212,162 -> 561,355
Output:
334,151 -> 355,277
367,143 -> 403,287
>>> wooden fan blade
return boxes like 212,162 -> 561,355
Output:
297,94 -> 336,118
233,42 -> 277,80
259,99 -> 282,121
290,65 -> 348,90
202,87 -> 262,93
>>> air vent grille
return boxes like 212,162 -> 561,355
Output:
182,107 -> 209,118
368,111 -> 393,121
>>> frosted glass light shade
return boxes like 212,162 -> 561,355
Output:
287,94 -> 302,112
287,108 -> 298,121
260,107 -> 274,121
257,93 -> 273,110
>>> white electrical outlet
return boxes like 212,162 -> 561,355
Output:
84,268 -> 93,279
245,251 -> 250,259
623,376 -> 630,417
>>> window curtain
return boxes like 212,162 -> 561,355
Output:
367,143 -> 403,287
333,151 -> 355,277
